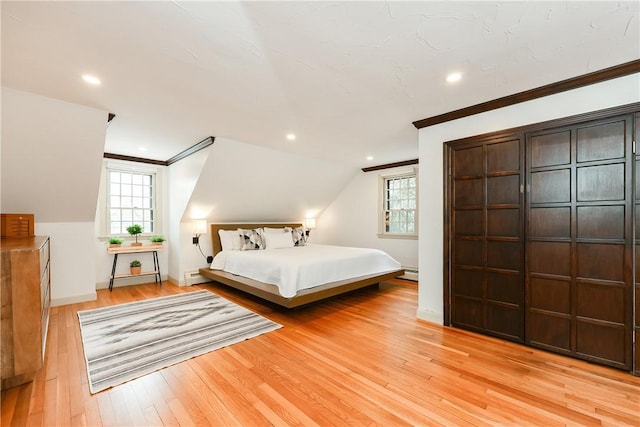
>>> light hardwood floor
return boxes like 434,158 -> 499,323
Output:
2,279 -> 639,426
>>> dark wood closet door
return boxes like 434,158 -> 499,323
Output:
450,136 -> 525,342
526,115 -> 633,370
635,112 -> 640,375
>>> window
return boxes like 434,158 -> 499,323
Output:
380,171 -> 417,237
107,169 -> 155,234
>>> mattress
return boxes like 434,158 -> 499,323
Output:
209,244 -> 402,298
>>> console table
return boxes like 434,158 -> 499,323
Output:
107,245 -> 162,291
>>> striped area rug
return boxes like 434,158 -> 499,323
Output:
78,290 -> 281,393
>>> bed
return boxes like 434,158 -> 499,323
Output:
198,223 -> 405,308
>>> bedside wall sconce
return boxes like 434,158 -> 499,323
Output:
192,219 -> 207,245
303,217 -> 316,237
192,219 -> 213,263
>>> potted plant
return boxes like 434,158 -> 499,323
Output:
150,236 -> 165,245
126,224 -> 143,246
130,259 -> 142,275
108,237 -> 123,248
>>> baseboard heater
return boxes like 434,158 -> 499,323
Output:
400,267 -> 418,281
184,270 -> 213,286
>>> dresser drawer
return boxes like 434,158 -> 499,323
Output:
39,238 -> 50,279
41,262 -> 50,319
41,283 -> 50,357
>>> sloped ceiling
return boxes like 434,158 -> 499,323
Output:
2,1 -> 639,167
1,87 -> 107,222
186,137 -> 355,223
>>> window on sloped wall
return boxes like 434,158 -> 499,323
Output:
379,170 -> 418,238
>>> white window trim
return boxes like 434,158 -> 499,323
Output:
97,159 -> 164,239
377,167 -> 418,240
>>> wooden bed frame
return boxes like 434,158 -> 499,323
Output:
198,223 -> 405,308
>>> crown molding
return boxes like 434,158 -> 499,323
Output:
103,136 -> 215,166
413,59 -> 640,129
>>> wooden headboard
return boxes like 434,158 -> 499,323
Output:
209,223 -> 303,255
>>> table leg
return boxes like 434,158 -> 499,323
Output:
109,253 -> 118,291
153,251 -> 161,284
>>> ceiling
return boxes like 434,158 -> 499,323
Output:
2,1 -> 638,167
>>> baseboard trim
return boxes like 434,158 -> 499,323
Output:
168,275 -> 181,286
416,308 -> 443,325
96,274 -> 169,290
52,292 -> 97,307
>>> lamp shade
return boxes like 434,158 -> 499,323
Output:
193,219 -> 208,235
303,217 -> 316,229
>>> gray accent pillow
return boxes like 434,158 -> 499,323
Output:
292,226 -> 306,246
238,228 -> 264,250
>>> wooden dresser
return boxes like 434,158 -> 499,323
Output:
1,236 -> 51,389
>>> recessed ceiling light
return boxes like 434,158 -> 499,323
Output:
82,74 -> 101,85
446,72 -> 462,83
286,133 -> 296,141
366,156 -> 374,161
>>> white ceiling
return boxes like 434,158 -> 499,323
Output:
2,1 -> 638,167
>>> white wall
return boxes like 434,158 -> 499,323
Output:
417,73 -> 640,325
166,148 -> 211,284
36,222 -> 98,304
1,87 -> 108,305
315,165 -> 418,270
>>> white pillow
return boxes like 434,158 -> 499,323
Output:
262,226 -> 292,234
218,229 -> 242,251
264,230 -> 295,249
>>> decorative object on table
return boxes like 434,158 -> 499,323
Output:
126,224 -> 143,246
108,237 -> 123,248
1,213 -> 35,238
129,259 -> 141,275
77,290 -> 282,393
150,236 -> 165,245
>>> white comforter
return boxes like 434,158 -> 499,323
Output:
209,244 -> 401,298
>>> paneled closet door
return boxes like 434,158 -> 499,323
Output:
634,112 -> 640,375
526,115 -> 634,370
450,136 -> 525,342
